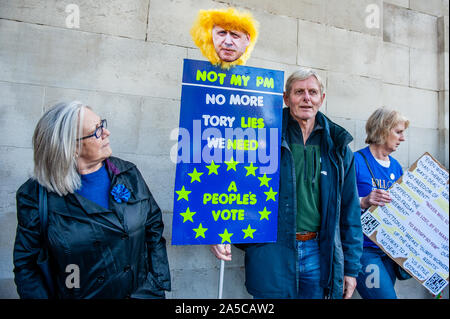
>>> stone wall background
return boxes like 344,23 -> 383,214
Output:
0,0 -> 448,299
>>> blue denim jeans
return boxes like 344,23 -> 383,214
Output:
356,247 -> 397,299
297,238 -> 324,299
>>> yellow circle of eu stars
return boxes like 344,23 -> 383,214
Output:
193,223 -> 208,239
218,228 -> 233,243
258,207 -> 271,221
264,187 -> 278,201
242,224 -> 257,239
206,160 -> 220,175
244,162 -> 258,176
176,185 -> 191,201
224,156 -> 239,171
258,173 -> 272,187
187,168 -> 203,183
180,207 -> 196,223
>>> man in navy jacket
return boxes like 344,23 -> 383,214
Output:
211,68 -> 363,299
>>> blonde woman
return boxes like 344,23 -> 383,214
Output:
354,108 -> 409,299
13,101 -> 170,299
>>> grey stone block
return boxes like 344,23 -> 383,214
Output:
0,0 -> 150,40
383,0 -> 409,8
0,82 -> 44,148
250,10 -> 298,65
0,20 -> 186,99
147,0 -> 225,48
410,48 -> 440,91
382,83 -> 439,129
408,126 -> 442,165
0,211 -> 16,277
382,42 -> 410,86
0,278 -> 18,299
410,0 -> 449,17
298,20 -> 382,79
0,146 -> 34,211
224,0 -> 326,24
43,87 -> 144,155
168,266 -> 250,299
383,3 -> 438,52
326,72 -> 383,121
325,0 -> 383,36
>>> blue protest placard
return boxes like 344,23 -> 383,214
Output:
171,59 -> 284,245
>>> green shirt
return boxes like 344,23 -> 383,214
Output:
287,113 -> 322,232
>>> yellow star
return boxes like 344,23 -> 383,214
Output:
193,223 -> 208,239
180,207 -> 196,223
176,185 -> 191,201
242,224 -> 257,239
258,173 -> 272,187
205,160 -> 220,175
244,162 -> 258,176
224,156 -> 239,171
258,207 -> 271,221
264,187 -> 278,202
187,168 -> 203,183
218,228 -> 233,244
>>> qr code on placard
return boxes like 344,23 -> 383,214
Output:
361,212 -> 380,236
424,273 -> 448,295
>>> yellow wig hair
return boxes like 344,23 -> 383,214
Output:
190,7 -> 259,69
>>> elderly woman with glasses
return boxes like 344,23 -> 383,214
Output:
13,101 -> 170,299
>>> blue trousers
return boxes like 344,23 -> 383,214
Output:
297,238 -> 324,299
252,238 -> 324,299
356,247 -> 397,299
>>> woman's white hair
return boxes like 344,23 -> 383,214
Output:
285,67 -> 325,96
33,101 -> 89,196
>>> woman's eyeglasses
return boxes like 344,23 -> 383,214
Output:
78,119 -> 107,140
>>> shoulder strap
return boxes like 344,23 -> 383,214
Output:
38,184 -> 48,240
357,150 -> 379,190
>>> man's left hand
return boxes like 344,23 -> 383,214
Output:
343,276 -> 357,299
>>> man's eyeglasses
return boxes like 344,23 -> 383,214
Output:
78,119 -> 107,140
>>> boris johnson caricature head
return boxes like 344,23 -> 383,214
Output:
191,8 -> 259,69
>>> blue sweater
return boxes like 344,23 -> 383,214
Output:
76,163 -> 111,209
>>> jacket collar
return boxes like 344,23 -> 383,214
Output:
71,157 -> 136,215
105,156 -> 135,176
282,107 -> 353,156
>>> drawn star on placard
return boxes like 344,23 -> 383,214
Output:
193,223 -> 208,239
206,160 -> 220,175
224,156 -> 239,171
258,207 -> 272,221
176,185 -> 191,201
180,207 -> 196,223
187,168 -> 203,183
264,187 -> 278,202
218,228 -> 233,244
242,224 -> 257,239
258,173 -> 272,187
244,162 -> 258,176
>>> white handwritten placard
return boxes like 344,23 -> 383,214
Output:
361,153 -> 449,295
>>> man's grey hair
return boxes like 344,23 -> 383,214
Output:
32,101 -> 89,196
285,67 -> 325,96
